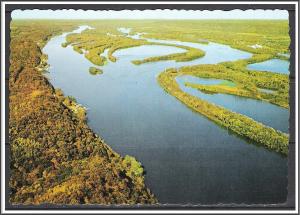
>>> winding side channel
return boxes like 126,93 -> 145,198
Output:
43,26 -> 288,204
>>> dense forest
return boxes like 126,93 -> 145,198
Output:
9,20 -> 156,204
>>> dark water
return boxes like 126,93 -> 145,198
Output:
43,26 -> 288,204
247,59 -> 290,74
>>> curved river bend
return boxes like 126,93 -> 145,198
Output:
43,26 -> 288,204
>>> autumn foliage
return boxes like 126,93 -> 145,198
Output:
9,20 -> 156,205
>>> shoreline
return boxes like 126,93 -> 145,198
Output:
9,21 -> 157,205
42,28 -> 158,203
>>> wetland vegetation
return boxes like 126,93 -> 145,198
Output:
126,20 -> 290,61
181,64 -> 289,108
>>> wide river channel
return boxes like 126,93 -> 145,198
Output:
43,26 -> 289,204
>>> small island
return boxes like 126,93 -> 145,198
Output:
61,42 -> 69,47
89,66 -> 103,75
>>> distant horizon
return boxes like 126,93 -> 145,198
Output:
12,18 -> 289,20
12,9 -> 289,20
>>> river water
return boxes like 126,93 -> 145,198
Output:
176,75 -> 288,133
43,25 -> 289,204
247,59 -> 290,74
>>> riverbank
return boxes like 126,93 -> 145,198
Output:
158,66 -> 289,156
9,20 -> 157,205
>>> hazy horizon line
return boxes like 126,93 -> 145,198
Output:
12,9 -> 289,20
12,18 -> 289,20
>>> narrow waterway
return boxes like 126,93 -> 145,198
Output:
43,26 -> 288,204
176,75 -> 288,133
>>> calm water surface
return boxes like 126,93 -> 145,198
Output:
43,26 -> 288,204
176,75 -> 288,133
247,59 -> 290,74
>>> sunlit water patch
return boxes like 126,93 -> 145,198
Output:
247,59 -> 289,74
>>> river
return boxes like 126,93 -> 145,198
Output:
43,25 -> 289,204
247,59 -> 290,74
